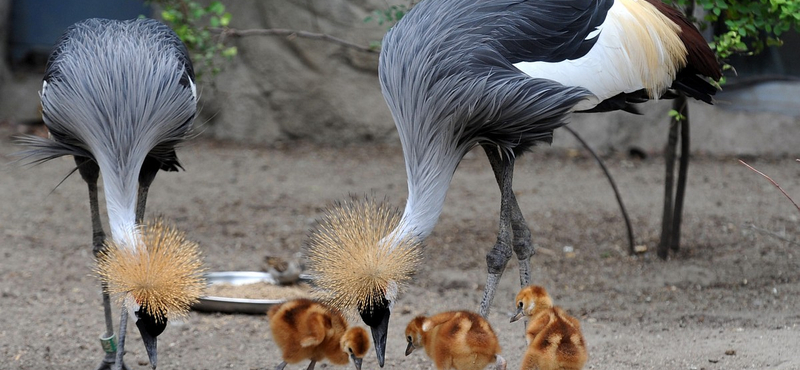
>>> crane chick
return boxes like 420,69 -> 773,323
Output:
405,311 -> 507,370
268,298 -> 371,370
511,286 -> 587,370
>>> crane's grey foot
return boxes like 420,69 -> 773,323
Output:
306,360 -> 317,370
94,353 -> 131,370
480,273 -> 502,317
494,354 -> 507,370
275,361 -> 287,370
479,241 -> 512,317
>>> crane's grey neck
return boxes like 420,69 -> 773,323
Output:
393,139 -> 464,242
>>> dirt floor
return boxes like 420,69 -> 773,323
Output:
2,125 -> 800,370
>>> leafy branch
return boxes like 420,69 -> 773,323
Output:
149,0 -> 238,79
667,0 -> 800,59
211,28 -> 377,54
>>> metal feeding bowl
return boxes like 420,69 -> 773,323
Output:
192,271 -> 284,314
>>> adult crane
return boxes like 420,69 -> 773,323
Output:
17,18 -> 205,370
306,0 -> 722,367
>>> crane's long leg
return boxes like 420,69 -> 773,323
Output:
482,145 -> 534,288
114,307 -> 129,370
478,145 -> 517,317
76,158 -> 130,370
136,162 -> 159,223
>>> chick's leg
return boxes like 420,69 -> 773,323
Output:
306,360 -> 317,370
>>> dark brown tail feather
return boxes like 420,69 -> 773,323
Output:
647,0 -> 722,80
647,0 -> 722,103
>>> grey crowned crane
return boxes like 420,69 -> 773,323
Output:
306,0 -> 722,367
16,18 -> 205,370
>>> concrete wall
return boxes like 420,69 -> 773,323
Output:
555,82 -> 800,157
0,0 -> 11,99
1,0 -> 799,157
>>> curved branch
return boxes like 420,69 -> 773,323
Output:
563,125 -> 636,255
212,27 -> 378,54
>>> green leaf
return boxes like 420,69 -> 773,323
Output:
220,13 -> 232,27
221,46 -> 238,58
162,10 -> 176,22
207,1 -> 225,15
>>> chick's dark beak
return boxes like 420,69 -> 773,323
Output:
350,353 -> 363,370
510,307 -> 524,322
405,341 -> 415,356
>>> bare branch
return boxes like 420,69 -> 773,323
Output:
563,126 -> 635,255
739,159 -> 800,214
744,223 -> 800,247
212,27 -> 378,54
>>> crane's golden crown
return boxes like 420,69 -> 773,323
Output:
306,197 -> 422,316
96,218 -> 205,321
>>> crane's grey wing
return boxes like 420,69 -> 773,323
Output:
478,0 -> 613,64
380,0 -> 609,154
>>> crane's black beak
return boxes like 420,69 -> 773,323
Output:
360,298 -> 391,368
367,310 -> 389,367
134,307 -> 167,369
136,319 -> 158,369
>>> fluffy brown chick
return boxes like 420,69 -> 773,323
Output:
405,311 -> 507,370
268,298 -> 370,370
511,286 -> 587,370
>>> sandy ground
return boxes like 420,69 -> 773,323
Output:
2,125 -> 800,370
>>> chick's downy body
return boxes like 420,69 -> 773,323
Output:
512,286 -> 587,370
405,311 -> 506,370
268,298 -> 370,370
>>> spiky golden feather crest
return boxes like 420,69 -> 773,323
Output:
95,218 -> 205,321
306,197 -> 422,316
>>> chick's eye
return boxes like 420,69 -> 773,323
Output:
517,302 -> 523,309
348,348 -> 353,354
407,335 -> 412,342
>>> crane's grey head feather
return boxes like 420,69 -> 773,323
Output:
378,0 -> 596,239
17,18 -> 196,247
